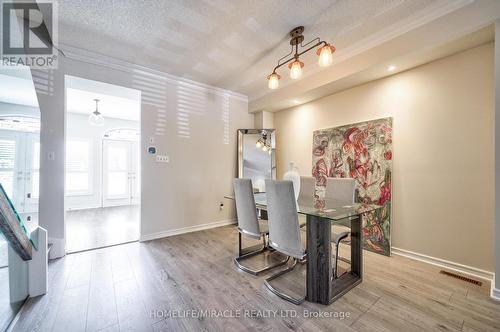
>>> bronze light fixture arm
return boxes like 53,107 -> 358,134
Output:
267,26 -> 335,89
271,39 -> 328,74
276,45 -> 294,67
300,36 -> 321,48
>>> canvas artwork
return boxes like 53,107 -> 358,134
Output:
312,117 -> 393,256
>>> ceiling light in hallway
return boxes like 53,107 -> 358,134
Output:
88,99 -> 104,126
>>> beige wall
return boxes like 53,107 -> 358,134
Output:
35,54 -> 252,257
274,43 -> 494,271
254,110 -> 275,129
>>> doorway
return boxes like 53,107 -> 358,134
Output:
102,134 -> 140,207
64,76 -> 141,253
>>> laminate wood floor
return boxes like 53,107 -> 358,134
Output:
12,225 -> 500,332
65,205 -> 140,253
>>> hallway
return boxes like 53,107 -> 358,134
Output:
66,205 -> 139,253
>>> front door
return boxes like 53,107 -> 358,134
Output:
102,139 -> 139,207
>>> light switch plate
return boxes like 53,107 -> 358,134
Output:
156,155 -> 169,163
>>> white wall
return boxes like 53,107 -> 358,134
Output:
65,113 -> 139,210
274,43 -> 494,272
33,52 -> 252,257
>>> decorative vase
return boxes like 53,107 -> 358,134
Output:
283,161 -> 300,202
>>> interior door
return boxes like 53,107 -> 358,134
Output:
0,131 -> 24,212
23,134 -> 39,213
130,141 -> 140,205
102,140 -> 131,207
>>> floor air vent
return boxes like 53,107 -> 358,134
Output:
439,270 -> 482,286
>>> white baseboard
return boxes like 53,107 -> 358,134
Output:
491,279 -> 500,301
391,247 -> 494,281
392,247 -> 500,301
140,219 -> 237,242
47,237 -> 65,259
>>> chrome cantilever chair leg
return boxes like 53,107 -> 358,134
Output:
234,232 -> 289,276
332,232 -> 350,279
264,258 -> 305,305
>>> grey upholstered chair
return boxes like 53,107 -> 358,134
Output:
233,178 -> 288,275
297,176 -> 315,227
264,179 -> 306,305
325,177 -> 356,204
297,176 -> 315,205
325,177 -> 356,279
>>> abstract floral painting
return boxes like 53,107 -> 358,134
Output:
312,117 -> 393,256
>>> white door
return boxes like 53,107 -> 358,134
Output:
23,134 -> 39,212
102,139 -> 139,207
130,141 -> 140,205
103,140 -> 130,206
0,131 -> 23,210
0,131 -> 39,213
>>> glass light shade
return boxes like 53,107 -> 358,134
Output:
268,148 -> 272,155
317,45 -> 335,67
256,140 -> 262,148
267,73 -> 280,89
262,145 -> 268,152
88,112 -> 104,126
288,60 -> 304,79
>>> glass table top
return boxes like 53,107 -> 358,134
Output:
225,192 -> 381,221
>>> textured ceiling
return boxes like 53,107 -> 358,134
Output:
57,0 -> 464,99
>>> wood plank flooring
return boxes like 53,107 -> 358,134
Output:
65,205 -> 139,253
12,225 -> 500,332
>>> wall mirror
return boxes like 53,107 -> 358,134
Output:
238,129 -> 276,192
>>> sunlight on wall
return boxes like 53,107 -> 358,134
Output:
176,83 -> 207,139
221,94 -> 230,144
31,69 -> 54,96
131,70 -> 167,136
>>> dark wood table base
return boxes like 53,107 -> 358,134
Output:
306,215 -> 362,305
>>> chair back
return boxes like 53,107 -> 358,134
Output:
297,176 -> 315,206
325,178 -> 356,204
233,178 -> 260,239
265,180 -> 304,259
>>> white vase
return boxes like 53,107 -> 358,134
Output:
283,161 -> 300,202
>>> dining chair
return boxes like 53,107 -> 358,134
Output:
325,177 -> 356,204
297,176 -> 315,227
297,176 -> 315,205
325,177 -> 356,279
233,178 -> 288,275
264,179 -> 306,305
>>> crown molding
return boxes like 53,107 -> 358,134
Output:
60,44 -> 248,102
250,0 -> 476,103
328,0 -> 475,67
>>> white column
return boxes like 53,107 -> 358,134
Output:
253,111 -> 275,129
494,21 -> 500,301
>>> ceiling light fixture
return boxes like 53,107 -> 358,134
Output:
388,65 -> 396,72
88,98 -> 104,126
267,26 -> 335,89
256,130 -> 272,154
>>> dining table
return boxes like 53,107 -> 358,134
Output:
225,192 -> 382,305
